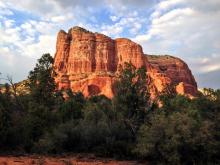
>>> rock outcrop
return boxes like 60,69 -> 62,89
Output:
54,26 -> 197,98
146,55 -> 197,98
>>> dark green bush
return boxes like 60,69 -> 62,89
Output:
0,55 -> 219,164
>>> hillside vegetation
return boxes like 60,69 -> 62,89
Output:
0,54 -> 219,165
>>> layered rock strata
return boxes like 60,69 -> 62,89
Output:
54,26 -> 197,98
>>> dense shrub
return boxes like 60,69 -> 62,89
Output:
0,54 -> 219,164
135,92 -> 220,164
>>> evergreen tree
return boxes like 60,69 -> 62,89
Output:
113,63 -> 150,137
28,53 -> 56,107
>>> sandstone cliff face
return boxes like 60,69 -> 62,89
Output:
54,26 -> 197,98
146,55 -> 197,97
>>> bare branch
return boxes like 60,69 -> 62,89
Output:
3,75 -> 24,111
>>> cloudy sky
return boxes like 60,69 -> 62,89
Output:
0,0 -> 220,88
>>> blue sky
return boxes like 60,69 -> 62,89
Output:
0,0 -> 220,89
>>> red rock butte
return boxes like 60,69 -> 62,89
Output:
54,26 -> 197,99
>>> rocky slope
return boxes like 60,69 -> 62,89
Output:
54,26 -> 197,98
0,80 -> 29,95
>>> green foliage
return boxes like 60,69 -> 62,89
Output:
58,91 -> 85,122
34,120 -> 82,153
0,55 -> 220,165
0,103 -> 11,148
135,92 -> 220,164
136,112 -> 195,164
113,63 -> 150,137
28,53 -> 56,106
33,95 -> 134,157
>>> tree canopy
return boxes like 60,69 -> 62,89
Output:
0,55 -> 219,164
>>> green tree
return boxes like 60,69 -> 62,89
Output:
113,63 -> 150,137
135,91 -> 220,164
59,91 -> 85,122
28,53 -> 56,107
19,54 -> 59,151
0,103 -> 11,149
135,112 -> 198,164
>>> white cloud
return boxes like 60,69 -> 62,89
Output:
0,0 -> 219,88
129,22 -> 142,35
51,14 -> 74,23
132,0 -> 220,88
51,15 -> 68,23
152,8 -> 194,25
190,55 -> 220,73
0,43 -> 38,83
157,0 -> 185,10
0,12 -> 57,82
0,2 -> 13,16
101,24 -> 123,36
24,35 -> 56,58
110,15 -> 119,22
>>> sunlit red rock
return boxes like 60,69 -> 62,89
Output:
54,26 -> 197,98
147,55 -> 197,98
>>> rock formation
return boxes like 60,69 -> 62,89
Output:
146,55 -> 197,98
54,26 -> 197,98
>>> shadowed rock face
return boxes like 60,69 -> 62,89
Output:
54,26 -> 197,98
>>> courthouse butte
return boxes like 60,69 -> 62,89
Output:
54,26 -> 197,99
